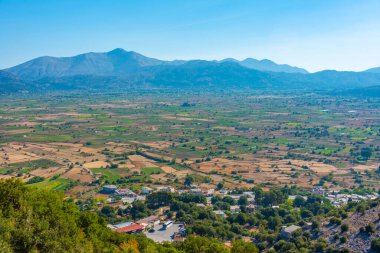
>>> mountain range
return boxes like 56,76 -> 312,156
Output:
1,48 -> 380,93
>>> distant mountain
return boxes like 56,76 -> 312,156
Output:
5,48 -> 182,80
6,49 -> 308,81
221,58 -> 308,74
0,70 -> 30,93
134,61 -> 277,88
2,48 -> 380,93
32,62 -> 380,91
287,70 -> 380,89
365,67 -> 380,73
34,61 -> 273,90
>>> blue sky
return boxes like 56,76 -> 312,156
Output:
1,0 -> 380,72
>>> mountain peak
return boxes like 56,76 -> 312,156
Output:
108,48 -> 128,54
5,49 -> 166,79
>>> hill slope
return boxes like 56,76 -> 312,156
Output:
365,67 -> 380,73
338,85 -> 380,97
0,70 -> 30,93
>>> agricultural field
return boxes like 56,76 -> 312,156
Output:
0,89 -> 379,197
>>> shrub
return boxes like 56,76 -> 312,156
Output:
330,217 -> 342,225
371,238 -> 380,251
26,176 -> 45,184
340,224 -> 349,233
365,223 -> 375,234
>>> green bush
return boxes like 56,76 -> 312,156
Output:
340,223 -> 349,233
26,176 -> 45,184
371,238 -> 380,251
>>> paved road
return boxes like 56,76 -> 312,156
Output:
144,224 -> 180,243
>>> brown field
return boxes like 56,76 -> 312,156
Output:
83,161 -> 110,169
80,147 -> 99,153
30,167 -> 66,178
61,167 -> 95,183
160,166 -> 176,173
131,141 -> 172,150
128,155 -> 150,162
134,161 -> 158,169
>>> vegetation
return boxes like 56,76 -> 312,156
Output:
0,178 -> 258,253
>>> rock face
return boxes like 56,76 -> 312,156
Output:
318,204 -> 380,252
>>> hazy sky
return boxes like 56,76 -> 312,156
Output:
1,0 -> 380,72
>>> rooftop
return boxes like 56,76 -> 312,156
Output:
113,223 -> 144,233
283,225 -> 301,233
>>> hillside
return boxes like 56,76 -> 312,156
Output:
365,67 -> 380,74
5,48 -> 178,80
0,70 -> 30,93
339,85 -> 380,97
318,203 -> 380,252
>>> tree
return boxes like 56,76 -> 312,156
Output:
26,176 -> 44,184
184,175 -> 194,187
268,216 -> 282,230
217,182 -> 224,190
130,200 -> 151,219
0,178 -> 169,252
222,196 -> 236,205
360,147 -> 372,159
262,188 -> 286,207
235,213 -> 248,225
371,238 -> 380,251
146,191 -> 174,209
340,224 -> 349,233
231,240 -> 258,253
365,223 -> 375,234
100,205 -> 116,218
293,196 -> 305,207
176,235 -> 229,253
238,196 -> 248,206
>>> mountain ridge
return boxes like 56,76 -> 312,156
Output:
2,48 -> 380,93
221,57 -> 309,74
4,49 -> 309,79
365,66 -> 380,73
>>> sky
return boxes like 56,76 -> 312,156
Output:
1,0 -> 380,72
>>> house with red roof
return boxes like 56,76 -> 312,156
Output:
113,223 -> 144,234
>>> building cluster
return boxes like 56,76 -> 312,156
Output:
101,183 -> 379,243
312,187 -> 379,207
101,184 -> 257,242
102,184 -> 146,205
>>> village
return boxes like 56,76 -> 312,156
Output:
312,187 -> 379,207
98,182 -> 379,246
